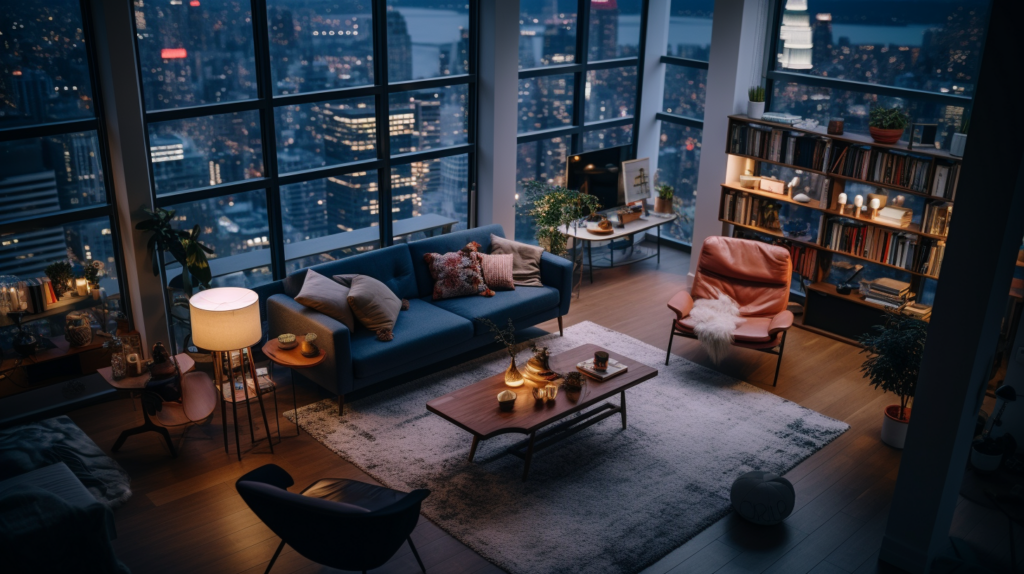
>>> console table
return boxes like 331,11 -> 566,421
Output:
563,213 -> 676,295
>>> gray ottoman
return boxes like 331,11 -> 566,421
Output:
730,471 -> 795,525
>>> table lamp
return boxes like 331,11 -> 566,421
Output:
189,287 -> 274,457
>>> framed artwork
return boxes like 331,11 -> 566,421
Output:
621,158 -> 651,204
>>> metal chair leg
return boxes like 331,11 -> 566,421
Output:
772,331 -> 788,388
665,322 -> 676,365
408,536 -> 426,573
264,540 -> 285,574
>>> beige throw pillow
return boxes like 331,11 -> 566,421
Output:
477,253 -> 515,291
294,269 -> 356,331
489,234 -> 544,287
334,274 -> 403,341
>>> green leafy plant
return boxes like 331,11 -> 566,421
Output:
859,310 -> 927,421
83,260 -> 103,284
521,180 -> 601,256
44,261 -> 75,298
655,183 -> 674,200
869,106 -> 910,131
748,85 -> 765,103
135,207 -> 214,297
958,111 -> 970,134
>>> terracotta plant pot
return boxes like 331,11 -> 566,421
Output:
869,127 -> 904,145
654,197 -> 673,214
881,405 -> 911,449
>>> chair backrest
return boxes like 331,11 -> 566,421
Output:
692,236 -> 792,317
236,479 -> 429,572
181,371 -> 218,422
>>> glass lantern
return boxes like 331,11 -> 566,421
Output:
108,336 -> 128,380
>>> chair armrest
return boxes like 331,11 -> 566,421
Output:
267,294 -> 353,395
667,290 -> 694,320
237,464 -> 295,490
769,310 -> 795,336
540,251 -> 574,316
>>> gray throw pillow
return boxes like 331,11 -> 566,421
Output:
489,233 -> 544,287
334,274 -> 403,341
294,269 -> 356,331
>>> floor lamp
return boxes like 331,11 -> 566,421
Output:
189,287 -> 274,460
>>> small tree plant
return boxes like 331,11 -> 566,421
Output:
655,183 -> 674,200
521,180 -> 601,256
858,309 -> 927,421
135,207 -> 215,297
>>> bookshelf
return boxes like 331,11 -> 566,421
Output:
719,115 -> 962,340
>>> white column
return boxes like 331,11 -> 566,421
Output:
634,0 -> 671,175
476,0 -> 521,236
688,0 -> 770,277
91,0 -> 170,349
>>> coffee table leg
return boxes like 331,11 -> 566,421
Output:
522,432 -> 537,482
468,435 -> 480,462
620,390 -> 627,429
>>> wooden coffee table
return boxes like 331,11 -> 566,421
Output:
427,344 -> 658,480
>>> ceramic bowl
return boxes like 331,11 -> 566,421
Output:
277,334 -> 298,350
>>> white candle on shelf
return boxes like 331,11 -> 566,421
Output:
76,278 -> 88,297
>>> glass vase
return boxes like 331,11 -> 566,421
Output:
109,338 -> 127,380
504,355 -> 524,387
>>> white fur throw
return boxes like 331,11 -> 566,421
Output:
690,293 -> 745,364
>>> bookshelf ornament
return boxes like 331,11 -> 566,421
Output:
853,195 -> 864,218
869,198 -> 881,219
837,193 -> 848,215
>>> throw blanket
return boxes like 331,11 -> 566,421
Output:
690,293 -> 744,364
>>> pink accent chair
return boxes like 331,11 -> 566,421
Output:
666,236 -> 794,386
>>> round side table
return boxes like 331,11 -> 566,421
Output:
261,339 -> 325,435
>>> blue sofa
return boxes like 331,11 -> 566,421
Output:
258,225 -> 573,412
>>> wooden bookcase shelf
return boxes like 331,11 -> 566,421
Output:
721,115 -> 955,340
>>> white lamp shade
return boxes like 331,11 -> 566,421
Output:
189,287 -> 262,351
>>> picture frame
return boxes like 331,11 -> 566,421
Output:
621,158 -> 651,205
908,123 -> 939,150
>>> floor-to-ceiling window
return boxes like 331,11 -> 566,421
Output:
132,0 -> 476,293
514,0 -> 647,244
0,1 -> 127,333
654,0 -> 713,245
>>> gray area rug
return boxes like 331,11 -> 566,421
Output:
286,321 -> 848,574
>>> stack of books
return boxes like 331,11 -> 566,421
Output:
902,302 -> 933,321
863,278 -> 914,308
930,162 -> 960,200
829,145 -> 931,192
875,206 -> 912,228
577,358 -> 628,382
728,123 -> 832,171
921,202 -> 952,236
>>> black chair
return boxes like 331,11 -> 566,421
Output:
236,464 -> 431,574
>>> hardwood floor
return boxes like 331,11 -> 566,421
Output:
62,243 -> 996,573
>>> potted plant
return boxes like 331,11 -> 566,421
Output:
859,309 -> 926,449
521,180 -> 601,256
44,261 -> 75,300
654,183 -> 674,215
971,385 -> 1017,472
868,106 -> 909,145
950,111 -> 969,157
747,85 -> 765,120
136,207 -> 214,297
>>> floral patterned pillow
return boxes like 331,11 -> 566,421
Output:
423,242 -> 496,300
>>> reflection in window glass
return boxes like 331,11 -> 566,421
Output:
280,172 -> 378,249
267,0 -> 374,95
519,0 -> 577,69
391,154 -> 468,237
0,1 -> 95,128
389,85 -> 469,155
386,2 -> 469,82
774,0 -> 989,97
0,217 -> 119,287
585,66 -> 637,123
1,133 -> 107,223
589,0 -> 642,61
148,111 -> 264,195
769,81 -> 968,145
286,245 -> 377,275
657,122 -> 702,244
275,97 -> 376,174
668,0 -> 714,59
582,125 -> 632,151
518,75 -> 574,133
133,0 -> 257,110
211,266 -> 273,289
164,190 -> 270,260
662,65 -> 707,120
515,137 -> 568,244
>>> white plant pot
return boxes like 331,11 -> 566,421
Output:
880,405 -> 910,449
950,132 -> 967,157
747,101 -> 765,120
970,446 -> 1002,473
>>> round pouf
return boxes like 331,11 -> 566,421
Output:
730,471 -> 795,525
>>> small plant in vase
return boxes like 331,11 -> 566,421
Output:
478,317 -> 529,387
654,183 -> 674,215
950,111 -> 969,157
868,106 -> 910,145
747,85 -> 766,120
859,310 -> 926,449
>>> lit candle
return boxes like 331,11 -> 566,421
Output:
9,287 -> 20,310
76,278 -> 88,297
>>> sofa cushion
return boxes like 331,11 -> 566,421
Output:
283,244 -> 418,301
407,224 -> 505,299
349,298 -> 474,379
489,234 -> 544,287
293,270 -> 356,331
477,253 -> 515,291
423,243 -> 494,300
431,286 -> 560,335
335,274 -> 403,340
